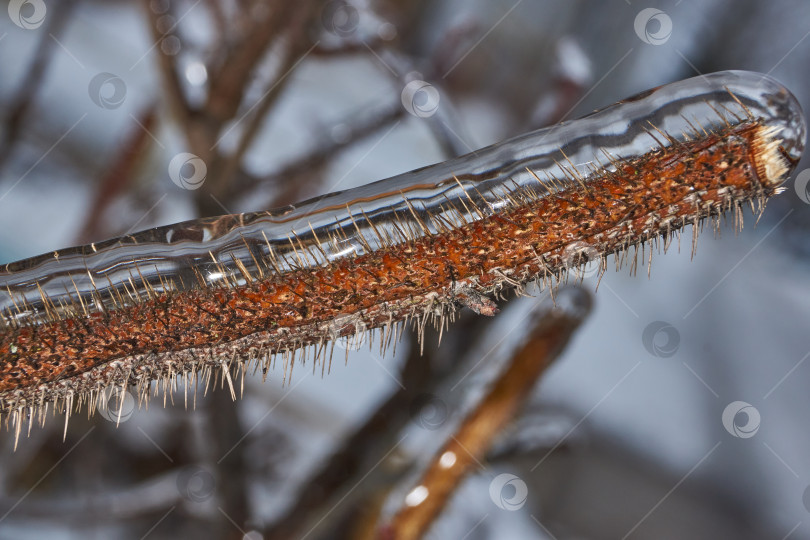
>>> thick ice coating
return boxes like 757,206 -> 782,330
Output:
0,70 -> 805,328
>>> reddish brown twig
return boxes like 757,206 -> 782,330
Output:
378,287 -> 591,539
0,120 -> 785,421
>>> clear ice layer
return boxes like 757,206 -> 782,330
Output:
0,70 -> 805,326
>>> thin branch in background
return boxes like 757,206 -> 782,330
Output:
0,469 -> 184,522
236,103 -> 405,207
141,0 -> 196,147
424,17 -> 480,81
142,0 -> 329,217
76,105 -> 158,243
525,37 -> 592,131
0,0 -> 78,172
262,330 -> 437,540
312,34 -> 389,57
379,48 -> 471,159
215,1 -> 327,202
263,287 -> 580,539
204,0 -> 228,45
203,2 -> 297,126
206,387 -> 250,540
379,287 -> 592,539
